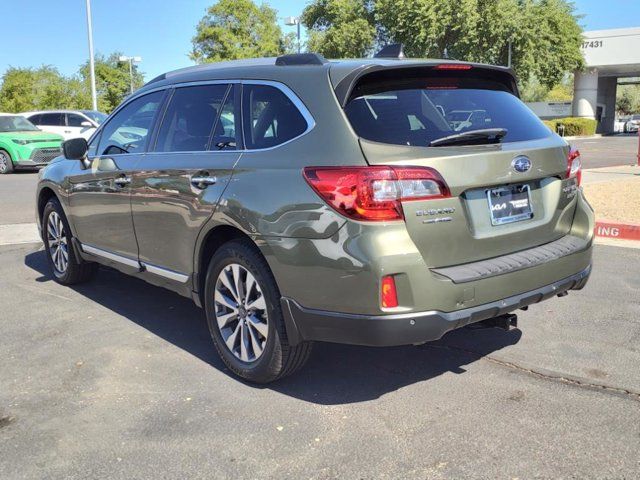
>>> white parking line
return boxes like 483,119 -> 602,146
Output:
0,223 -> 41,246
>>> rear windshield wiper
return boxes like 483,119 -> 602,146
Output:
429,128 -> 508,147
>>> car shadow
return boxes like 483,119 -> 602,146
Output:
25,249 -> 522,405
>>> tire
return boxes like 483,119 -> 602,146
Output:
204,239 -> 312,383
0,150 -> 14,174
42,198 -> 97,285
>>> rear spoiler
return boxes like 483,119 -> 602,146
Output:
333,63 -> 519,107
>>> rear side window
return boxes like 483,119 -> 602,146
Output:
28,114 -> 42,125
39,113 -> 64,126
154,84 -> 231,152
344,72 -> 551,146
242,84 -> 307,149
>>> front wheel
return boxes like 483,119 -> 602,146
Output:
204,239 -> 312,383
0,150 -> 14,174
42,198 -> 97,285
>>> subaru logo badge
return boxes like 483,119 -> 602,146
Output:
512,156 -> 531,173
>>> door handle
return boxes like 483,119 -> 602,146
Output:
64,130 -> 72,134
191,175 -> 217,188
114,176 -> 131,187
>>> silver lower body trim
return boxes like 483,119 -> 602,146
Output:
80,243 -> 189,283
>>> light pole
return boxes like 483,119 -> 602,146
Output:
85,0 -> 98,111
119,55 -> 142,94
284,16 -> 301,54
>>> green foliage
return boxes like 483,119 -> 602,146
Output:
302,0 -> 584,89
0,66 -> 90,113
0,53 -> 144,114
191,0 -> 284,62
616,85 -> 640,115
79,53 -> 145,113
545,117 -> 597,136
302,0 -> 377,58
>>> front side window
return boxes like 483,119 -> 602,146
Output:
67,113 -> 89,127
154,84 -> 230,152
242,84 -> 308,149
96,91 -> 164,156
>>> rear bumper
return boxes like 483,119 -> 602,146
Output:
281,265 -> 591,347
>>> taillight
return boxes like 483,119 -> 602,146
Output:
303,166 -> 450,221
567,148 -> 582,186
381,275 -> 398,308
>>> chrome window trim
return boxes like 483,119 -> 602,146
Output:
95,79 -> 315,157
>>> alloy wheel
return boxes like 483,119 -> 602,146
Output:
0,153 -> 8,173
214,263 -> 269,363
47,211 -> 69,274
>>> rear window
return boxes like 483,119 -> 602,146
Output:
344,72 -> 551,146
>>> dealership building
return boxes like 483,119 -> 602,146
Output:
573,27 -> 640,133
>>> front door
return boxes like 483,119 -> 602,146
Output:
130,83 -> 241,283
67,90 -> 166,262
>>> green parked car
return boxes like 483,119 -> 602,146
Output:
0,114 -> 63,174
35,51 -> 593,383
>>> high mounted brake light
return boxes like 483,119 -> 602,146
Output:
433,64 -> 473,70
303,166 -> 450,222
566,148 -> 582,186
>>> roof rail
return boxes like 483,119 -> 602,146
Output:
275,53 -> 328,66
374,44 -> 406,59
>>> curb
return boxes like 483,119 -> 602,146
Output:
595,221 -> 640,241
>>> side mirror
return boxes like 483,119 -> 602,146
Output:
63,137 -> 89,160
81,121 -> 93,128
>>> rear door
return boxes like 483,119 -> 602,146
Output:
343,66 -> 577,268
129,82 -> 241,282
34,112 -> 68,138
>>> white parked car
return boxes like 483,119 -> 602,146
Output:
21,110 -> 107,140
625,114 -> 640,133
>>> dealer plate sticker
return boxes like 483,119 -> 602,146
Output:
487,184 -> 533,226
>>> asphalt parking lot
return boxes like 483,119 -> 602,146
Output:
1,135 -> 639,478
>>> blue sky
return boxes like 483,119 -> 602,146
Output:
3,0 -> 639,81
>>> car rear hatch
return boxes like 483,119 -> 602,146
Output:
338,63 -> 579,268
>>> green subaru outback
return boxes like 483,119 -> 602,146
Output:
0,114 -> 63,174
35,51 -> 593,383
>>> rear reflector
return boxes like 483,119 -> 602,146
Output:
381,276 -> 398,308
303,166 -> 450,221
566,148 -> 582,186
433,64 -> 473,70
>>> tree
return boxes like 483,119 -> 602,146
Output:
302,0 -> 584,89
0,66 -> 89,113
80,53 -> 145,113
616,85 -> 640,115
302,0 -> 377,58
191,0 -> 284,63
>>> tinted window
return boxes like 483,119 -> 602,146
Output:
67,113 -> 88,127
344,76 -> 551,146
242,84 -> 307,149
212,88 -> 238,150
154,84 -> 229,152
96,91 -> 164,156
28,114 -> 42,125
39,113 -> 64,126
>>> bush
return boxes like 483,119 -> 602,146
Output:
542,117 -> 598,136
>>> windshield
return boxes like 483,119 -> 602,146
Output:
344,77 -> 552,147
0,115 -> 40,132
81,110 -> 108,124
